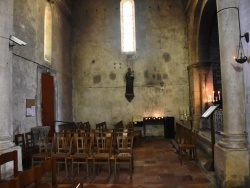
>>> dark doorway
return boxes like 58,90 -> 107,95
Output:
42,73 -> 55,137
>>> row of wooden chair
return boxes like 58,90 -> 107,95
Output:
174,122 -> 199,164
58,121 -> 91,132
60,128 -> 136,151
61,120 -> 141,147
31,132 -> 134,180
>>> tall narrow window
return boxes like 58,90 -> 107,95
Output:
44,3 -> 52,63
120,0 -> 136,54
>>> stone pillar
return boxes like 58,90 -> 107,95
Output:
0,0 -> 23,177
215,0 -> 249,187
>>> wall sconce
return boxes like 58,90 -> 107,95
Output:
235,32 -> 249,64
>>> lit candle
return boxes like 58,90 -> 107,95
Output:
218,91 -> 220,100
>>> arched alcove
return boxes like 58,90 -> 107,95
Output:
198,0 -> 221,109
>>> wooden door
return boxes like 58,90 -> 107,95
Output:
42,73 -> 55,137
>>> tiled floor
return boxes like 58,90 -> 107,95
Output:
55,138 -> 215,188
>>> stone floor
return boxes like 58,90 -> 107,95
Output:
53,138 -> 215,188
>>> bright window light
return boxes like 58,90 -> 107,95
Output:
120,0 -> 136,53
44,2 -> 52,63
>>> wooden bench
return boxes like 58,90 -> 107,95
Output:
170,122 -> 199,164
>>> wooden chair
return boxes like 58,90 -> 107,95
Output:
76,121 -> 90,131
178,130 -> 199,164
15,133 -> 32,169
71,136 -> 91,178
113,121 -> 123,130
96,122 -> 107,131
0,150 -> 18,181
92,135 -> 113,177
82,122 -> 91,131
114,136 -> 134,180
32,137 -> 54,167
63,129 -> 76,138
51,135 -> 73,177
125,121 -> 133,129
25,132 -> 39,153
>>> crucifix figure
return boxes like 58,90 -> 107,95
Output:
125,68 -> 134,102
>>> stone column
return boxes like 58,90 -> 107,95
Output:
0,0 -> 23,177
215,0 -> 249,187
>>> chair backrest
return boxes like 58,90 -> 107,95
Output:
63,129 -> 76,138
25,132 -> 35,149
76,137 -> 91,154
96,122 -> 107,131
0,150 -> 18,180
83,121 -> 91,131
183,129 -> 198,145
75,121 -> 83,129
191,130 -> 199,145
38,136 -> 54,153
56,136 -> 72,154
96,136 -> 113,154
14,134 -> 26,151
125,121 -> 133,129
18,166 -> 39,187
113,121 -> 123,130
116,136 -> 134,154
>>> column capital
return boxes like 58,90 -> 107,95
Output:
218,132 -> 248,149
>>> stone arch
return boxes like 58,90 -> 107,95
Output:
188,0 -> 219,129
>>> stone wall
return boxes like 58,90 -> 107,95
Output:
11,0 -> 73,135
71,0 -> 189,130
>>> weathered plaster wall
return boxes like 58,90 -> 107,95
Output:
12,0 -> 73,134
72,0 -> 189,129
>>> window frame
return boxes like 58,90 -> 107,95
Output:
120,0 -> 136,54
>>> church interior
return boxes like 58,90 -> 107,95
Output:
1,0 -> 250,187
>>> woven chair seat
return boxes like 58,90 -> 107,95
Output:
72,153 -> 89,158
117,153 -> 131,157
93,153 -> 110,159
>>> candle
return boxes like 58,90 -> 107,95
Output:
218,91 -> 220,100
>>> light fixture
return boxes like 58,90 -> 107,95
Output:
235,32 -> 249,64
9,35 -> 27,46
